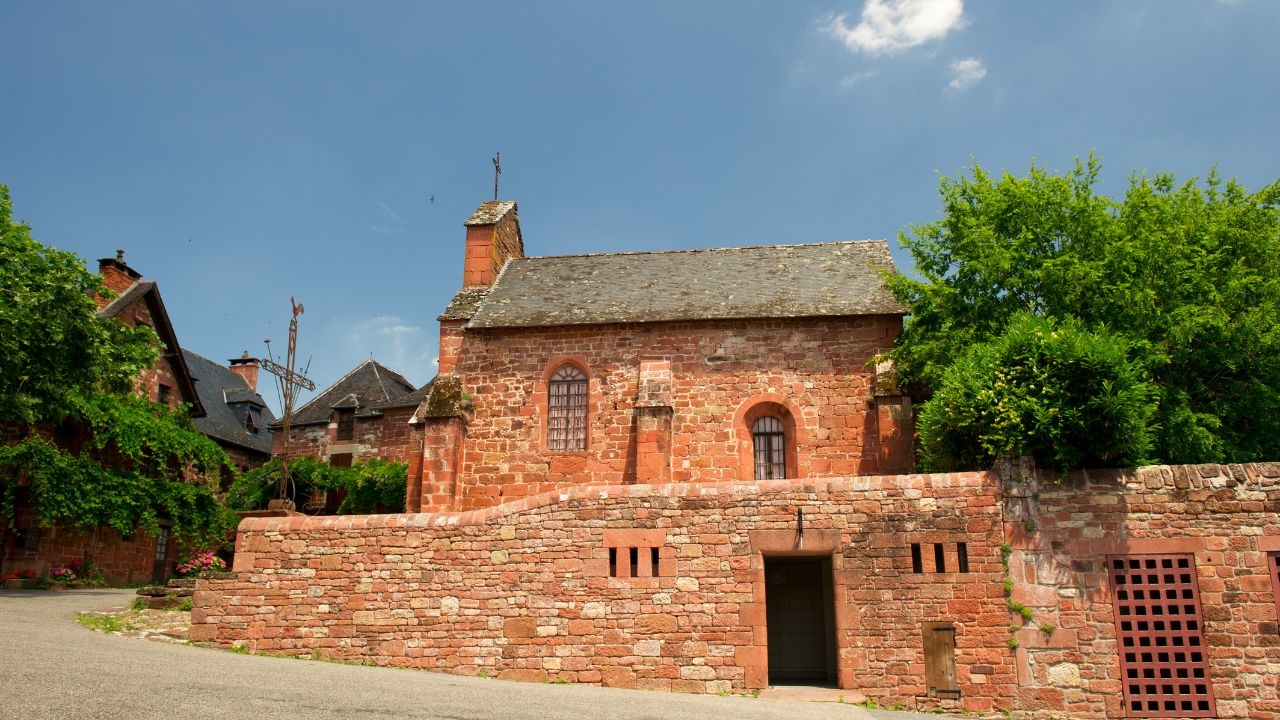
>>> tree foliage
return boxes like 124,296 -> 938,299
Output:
889,158 -> 1280,470
0,186 -> 157,424
0,183 -> 235,544
226,456 -> 407,515
917,314 -> 1157,472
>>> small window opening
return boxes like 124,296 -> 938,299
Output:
751,415 -> 786,479
607,544 -> 662,579
934,543 -> 947,573
548,365 -> 588,451
957,543 -> 970,574
157,384 -> 172,405
911,543 -> 923,573
336,409 -> 355,441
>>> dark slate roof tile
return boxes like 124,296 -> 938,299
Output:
282,359 -> 416,427
440,288 -> 490,321
182,350 -> 276,455
466,240 -> 906,329
374,378 -> 435,410
465,200 -> 516,226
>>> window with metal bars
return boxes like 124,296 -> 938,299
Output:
752,416 -> 786,479
548,365 -> 588,451
1109,554 -> 1215,718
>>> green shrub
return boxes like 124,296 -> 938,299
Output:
917,313 -> 1157,472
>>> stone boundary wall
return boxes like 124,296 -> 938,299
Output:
1004,462 -> 1280,719
194,472 -> 1012,713
193,463 -> 1280,718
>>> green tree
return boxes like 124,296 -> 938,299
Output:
0,186 -> 156,424
0,184 -> 234,549
889,158 -> 1280,470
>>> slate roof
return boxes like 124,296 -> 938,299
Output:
463,240 -> 907,329
440,287 -> 491,321
182,350 -> 275,455
282,360 -> 417,427
466,200 -> 517,226
374,378 -> 435,410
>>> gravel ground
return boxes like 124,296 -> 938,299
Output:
0,588 -> 971,720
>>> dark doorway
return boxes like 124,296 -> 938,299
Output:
764,556 -> 837,685
151,527 -> 170,585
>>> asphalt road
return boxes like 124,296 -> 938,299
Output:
0,589 -> 962,720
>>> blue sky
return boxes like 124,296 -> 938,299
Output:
3,1 -> 1278,413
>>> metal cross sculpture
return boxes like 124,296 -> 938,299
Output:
261,297 -> 316,510
492,152 -> 502,200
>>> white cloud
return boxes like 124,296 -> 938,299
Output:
829,0 -> 966,56
839,69 -> 880,89
946,56 -> 986,90
340,315 -> 436,386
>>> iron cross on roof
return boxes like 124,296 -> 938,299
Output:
492,152 -> 501,200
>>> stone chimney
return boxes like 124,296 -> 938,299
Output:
462,201 -> 523,288
96,249 -> 141,307
228,351 -> 260,391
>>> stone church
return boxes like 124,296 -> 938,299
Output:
194,201 -> 1280,720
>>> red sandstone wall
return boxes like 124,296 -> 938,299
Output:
3,499 -> 161,585
193,472 -> 1010,713
446,316 -> 906,510
1004,463 -> 1280,719
193,463 -> 1280,718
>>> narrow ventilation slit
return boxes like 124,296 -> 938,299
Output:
911,543 -> 923,573
608,547 -> 617,577
934,543 -> 947,573
957,543 -> 970,574
650,547 -> 660,576
629,547 -> 639,578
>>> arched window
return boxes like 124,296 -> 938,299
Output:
753,416 -> 786,479
548,365 -> 588,451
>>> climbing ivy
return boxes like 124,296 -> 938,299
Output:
227,456 -> 407,515
0,182 -> 236,547
0,433 -> 234,547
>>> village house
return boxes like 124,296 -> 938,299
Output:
267,358 -> 422,513
1,254 -> 273,585
271,358 -> 420,468
194,202 -> 1280,719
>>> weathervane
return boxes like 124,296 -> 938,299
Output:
492,152 -> 502,200
261,297 -> 316,511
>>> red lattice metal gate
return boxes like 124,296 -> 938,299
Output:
1270,553 -> 1280,625
1109,554 -> 1215,718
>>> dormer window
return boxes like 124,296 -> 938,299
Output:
245,406 -> 262,433
335,408 -> 355,441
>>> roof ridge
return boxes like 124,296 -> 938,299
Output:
370,359 -> 415,394
289,358 -> 376,418
517,238 -> 888,263
370,359 -> 389,402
